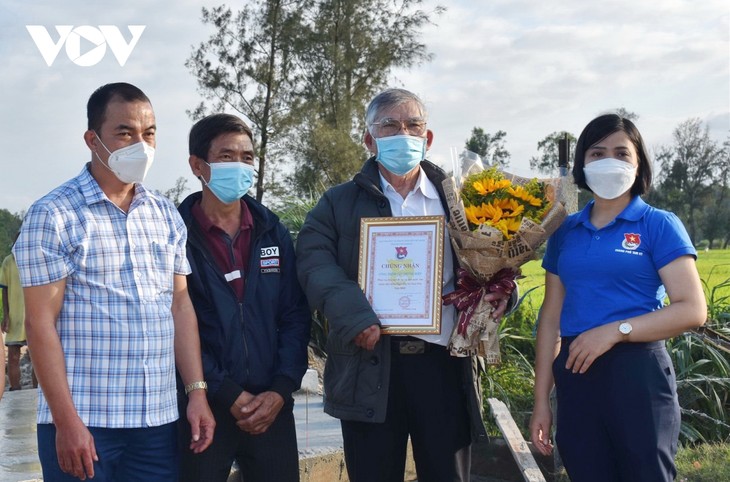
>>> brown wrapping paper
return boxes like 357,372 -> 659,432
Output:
442,175 -> 568,362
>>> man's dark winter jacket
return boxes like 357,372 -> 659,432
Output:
296,158 -> 488,441
179,192 -> 311,411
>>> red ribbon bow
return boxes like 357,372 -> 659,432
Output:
443,268 -> 518,337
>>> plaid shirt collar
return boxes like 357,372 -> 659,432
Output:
78,163 -> 151,209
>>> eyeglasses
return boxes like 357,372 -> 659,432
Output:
370,117 -> 427,137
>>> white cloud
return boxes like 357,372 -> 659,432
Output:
0,0 -> 223,212
391,0 -> 729,176
0,0 -> 727,212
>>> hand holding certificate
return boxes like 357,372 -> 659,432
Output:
358,216 -> 444,335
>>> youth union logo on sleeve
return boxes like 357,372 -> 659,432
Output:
622,233 -> 641,250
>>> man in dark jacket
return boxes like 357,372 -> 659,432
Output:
177,113 -> 311,482
296,88 -> 511,482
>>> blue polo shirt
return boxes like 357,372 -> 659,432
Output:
542,196 -> 696,336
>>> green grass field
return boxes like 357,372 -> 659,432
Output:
515,249 -> 730,318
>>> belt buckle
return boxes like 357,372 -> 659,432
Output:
399,340 -> 426,354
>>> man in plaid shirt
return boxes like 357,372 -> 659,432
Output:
14,82 -> 215,481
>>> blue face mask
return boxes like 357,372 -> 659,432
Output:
374,134 -> 427,175
202,162 -> 255,204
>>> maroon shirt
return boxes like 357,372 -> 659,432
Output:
191,199 -> 253,301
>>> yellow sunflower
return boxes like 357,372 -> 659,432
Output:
495,198 -> 525,218
464,203 -> 503,226
473,178 -> 511,196
493,217 -> 522,239
507,186 -> 543,207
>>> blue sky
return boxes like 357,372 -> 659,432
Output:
0,0 -> 728,214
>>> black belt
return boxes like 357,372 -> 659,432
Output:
391,336 -> 434,355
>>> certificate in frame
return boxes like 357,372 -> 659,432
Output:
358,215 -> 444,335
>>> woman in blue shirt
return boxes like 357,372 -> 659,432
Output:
529,114 -> 707,482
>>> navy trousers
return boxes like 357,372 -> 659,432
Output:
37,422 -> 178,482
553,337 -> 680,482
177,393 -> 299,482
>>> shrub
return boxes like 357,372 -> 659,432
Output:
482,287 -> 542,437
669,332 -> 730,443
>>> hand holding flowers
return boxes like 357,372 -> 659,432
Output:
443,155 -> 567,362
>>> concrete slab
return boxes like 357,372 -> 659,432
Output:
0,388 -> 41,482
292,390 -> 344,458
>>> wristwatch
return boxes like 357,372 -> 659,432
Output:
618,321 -> 633,337
184,381 -> 208,395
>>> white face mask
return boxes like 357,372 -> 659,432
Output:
583,158 -> 637,200
94,133 -> 155,184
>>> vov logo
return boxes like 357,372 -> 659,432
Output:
26,25 -> 146,67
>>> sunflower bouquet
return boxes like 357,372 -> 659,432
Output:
461,168 -> 552,239
442,152 -> 567,363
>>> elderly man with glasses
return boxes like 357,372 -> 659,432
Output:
296,88 -> 512,482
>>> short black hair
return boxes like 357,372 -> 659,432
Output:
188,114 -> 255,160
572,114 -> 652,196
87,82 -> 151,132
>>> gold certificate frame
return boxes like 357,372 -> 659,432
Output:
358,215 -> 444,335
